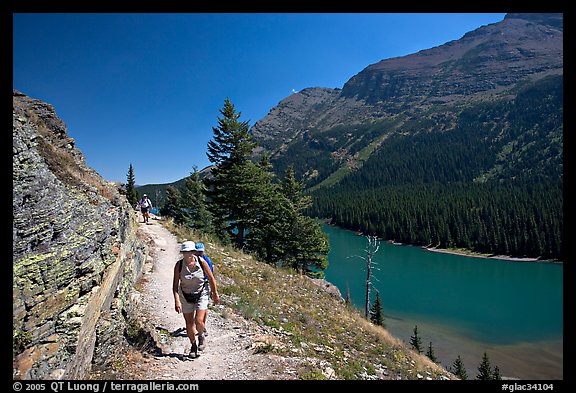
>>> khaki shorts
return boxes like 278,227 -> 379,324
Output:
179,286 -> 210,314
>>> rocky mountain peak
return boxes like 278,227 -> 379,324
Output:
341,13 -> 562,106
504,12 -> 563,27
250,87 -> 341,152
250,13 -> 562,159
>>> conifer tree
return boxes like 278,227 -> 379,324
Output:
410,325 -> 423,354
181,167 -> 214,234
278,165 -> 329,276
280,166 -> 330,278
451,355 -> 468,380
247,165 -> 329,277
281,166 -> 312,211
205,100 -> 329,276
369,290 -> 385,327
126,164 -> 138,207
345,285 -> 352,307
286,214 -> 329,277
205,99 -> 260,248
235,157 -> 281,252
161,186 -> 185,224
492,366 -> 502,380
476,352 -> 493,380
426,341 -> 438,363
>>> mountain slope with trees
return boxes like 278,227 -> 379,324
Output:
157,99 -> 330,277
249,13 -> 563,260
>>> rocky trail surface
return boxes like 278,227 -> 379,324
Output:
115,216 -> 301,380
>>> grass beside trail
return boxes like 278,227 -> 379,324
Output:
160,219 -> 456,380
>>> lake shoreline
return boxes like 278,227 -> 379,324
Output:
322,222 -> 563,380
423,246 -> 562,264
322,220 -> 562,264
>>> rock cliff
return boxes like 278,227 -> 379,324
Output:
13,90 -> 147,379
251,13 -> 563,156
341,13 -> 562,105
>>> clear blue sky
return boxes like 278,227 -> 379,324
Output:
13,13 -> 507,185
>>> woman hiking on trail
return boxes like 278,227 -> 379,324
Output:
173,241 -> 220,358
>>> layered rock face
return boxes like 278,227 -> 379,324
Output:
341,13 -> 563,106
13,90 -> 147,379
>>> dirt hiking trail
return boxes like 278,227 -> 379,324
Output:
117,216 -> 301,380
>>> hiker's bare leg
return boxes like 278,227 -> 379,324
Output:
183,312 -> 197,343
195,309 -> 207,350
195,310 -> 206,336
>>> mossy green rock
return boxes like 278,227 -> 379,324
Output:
13,90 -> 147,379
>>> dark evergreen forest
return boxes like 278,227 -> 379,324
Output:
304,76 -> 563,260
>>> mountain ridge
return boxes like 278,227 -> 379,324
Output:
135,13 -> 563,260
251,13 -> 562,158
248,12 -> 563,260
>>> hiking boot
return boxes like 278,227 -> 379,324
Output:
198,334 -> 206,351
188,341 -> 198,358
203,328 -> 208,337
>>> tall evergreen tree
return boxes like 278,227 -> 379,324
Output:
410,325 -> 423,354
205,99 -> 259,248
426,341 -> 438,363
204,100 -> 330,277
369,290 -> 385,327
281,166 -> 330,278
476,352 -> 493,380
284,214 -> 329,277
126,164 -> 138,206
281,166 -> 329,276
451,355 -> 468,380
245,192 -> 285,257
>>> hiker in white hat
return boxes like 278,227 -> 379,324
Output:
173,240 -> 220,359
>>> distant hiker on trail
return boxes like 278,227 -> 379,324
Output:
138,194 -> 153,223
193,243 -> 214,336
173,241 -> 220,359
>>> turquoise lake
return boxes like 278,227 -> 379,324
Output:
322,224 -> 563,380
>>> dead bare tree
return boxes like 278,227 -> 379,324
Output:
358,235 -> 381,318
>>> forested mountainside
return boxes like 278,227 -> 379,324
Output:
249,13 -> 563,260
